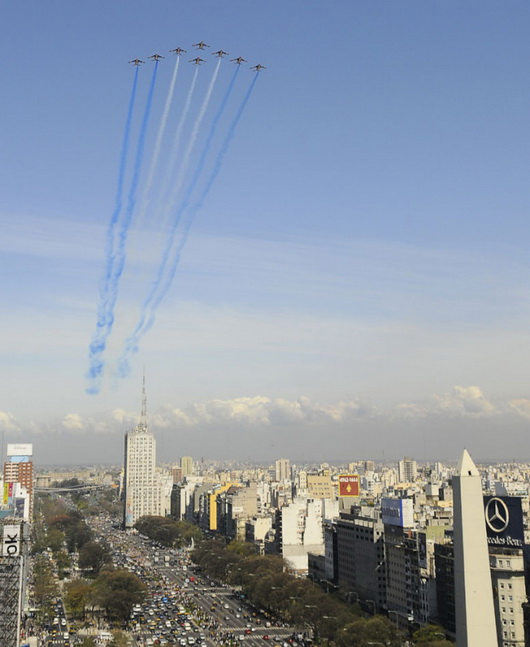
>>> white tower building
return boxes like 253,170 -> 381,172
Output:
275,458 -> 291,482
398,457 -> 417,482
123,377 -> 160,528
453,449 -> 497,646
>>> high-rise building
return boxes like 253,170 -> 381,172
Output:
306,473 -> 335,499
171,466 -> 183,483
363,460 -> 375,473
3,444 -> 33,519
398,457 -> 417,483
275,458 -> 291,482
489,549 -> 526,646
453,449 -> 497,646
180,456 -> 194,477
334,507 -> 386,611
123,378 -> 160,528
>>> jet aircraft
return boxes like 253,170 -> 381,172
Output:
189,57 -> 206,65
170,47 -> 187,55
149,54 -> 165,61
193,41 -> 210,50
212,50 -> 229,58
251,64 -> 266,71
128,58 -> 145,66
231,56 -> 247,65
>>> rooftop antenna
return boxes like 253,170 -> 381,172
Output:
140,367 -> 147,430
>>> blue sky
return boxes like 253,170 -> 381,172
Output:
2,1 -> 530,463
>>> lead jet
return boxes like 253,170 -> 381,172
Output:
149,53 -> 165,61
193,41 -> 210,50
212,49 -> 229,58
189,57 -> 206,65
170,47 -> 187,56
251,64 -> 266,71
231,56 -> 247,65
129,58 -> 145,66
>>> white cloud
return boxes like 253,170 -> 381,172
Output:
433,385 -> 496,416
508,399 -> 530,420
62,413 -> 84,430
112,408 -> 137,425
396,385 -> 497,418
0,411 -> 20,432
162,395 -> 372,428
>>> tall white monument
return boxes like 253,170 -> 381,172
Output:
453,449 -> 497,646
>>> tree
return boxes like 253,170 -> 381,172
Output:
109,630 -> 128,647
55,549 -> 72,579
46,528 -> 65,552
79,540 -> 112,576
33,555 -> 58,616
91,569 -> 146,621
336,616 -> 404,647
67,520 -> 93,552
413,624 -> 453,646
79,639 -> 97,647
65,579 -> 93,619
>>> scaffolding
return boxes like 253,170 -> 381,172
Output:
0,555 -> 22,647
0,520 -> 25,647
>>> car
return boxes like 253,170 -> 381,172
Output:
245,629 -> 252,635
263,636 -> 270,641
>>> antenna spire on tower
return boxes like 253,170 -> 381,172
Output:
140,368 -> 147,430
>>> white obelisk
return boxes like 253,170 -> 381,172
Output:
453,449 -> 497,646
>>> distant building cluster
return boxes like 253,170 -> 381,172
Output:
165,451 -> 530,645
116,386 -> 530,647
26,384 -> 530,646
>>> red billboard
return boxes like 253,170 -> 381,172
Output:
338,474 -> 359,497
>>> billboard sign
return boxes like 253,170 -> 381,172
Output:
381,497 -> 414,528
338,474 -> 359,497
9,456 -> 30,464
14,498 -> 26,520
3,482 -> 13,505
6,443 -> 32,457
483,496 -> 524,548
2,524 -> 21,557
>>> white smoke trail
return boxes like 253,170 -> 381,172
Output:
135,56 -> 181,229
156,65 -> 199,226
161,57 -> 221,228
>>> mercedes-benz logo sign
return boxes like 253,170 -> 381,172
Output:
485,497 -> 509,533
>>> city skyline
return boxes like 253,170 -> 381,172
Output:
3,2 -> 530,463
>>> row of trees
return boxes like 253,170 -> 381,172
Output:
33,494 -> 112,576
32,554 -> 59,621
32,496 -> 93,554
134,515 -> 202,547
192,539 -> 452,647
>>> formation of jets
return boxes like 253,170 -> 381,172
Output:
129,43 -> 265,70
